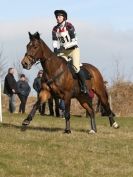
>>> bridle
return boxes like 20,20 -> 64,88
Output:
22,54 -> 38,69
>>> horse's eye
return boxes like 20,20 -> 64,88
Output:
29,43 -> 32,46
34,45 -> 38,49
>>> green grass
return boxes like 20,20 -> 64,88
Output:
0,113 -> 133,177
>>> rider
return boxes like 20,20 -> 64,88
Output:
52,10 -> 88,94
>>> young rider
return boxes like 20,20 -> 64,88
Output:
52,10 -> 88,94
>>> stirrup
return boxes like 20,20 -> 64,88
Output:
81,86 -> 88,94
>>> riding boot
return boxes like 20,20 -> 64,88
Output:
77,70 -> 88,94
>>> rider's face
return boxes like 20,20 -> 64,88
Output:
56,15 -> 64,24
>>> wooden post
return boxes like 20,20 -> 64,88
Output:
0,78 -> 2,122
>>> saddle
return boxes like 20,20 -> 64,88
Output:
67,59 -> 92,80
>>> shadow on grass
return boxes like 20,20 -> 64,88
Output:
0,122 -> 64,133
75,128 -> 89,133
1,121 -> 91,134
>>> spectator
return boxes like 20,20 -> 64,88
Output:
3,68 -> 17,113
48,93 -> 60,117
17,74 -> 31,113
59,99 -> 65,118
33,70 -> 46,115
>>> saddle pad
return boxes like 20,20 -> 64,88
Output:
67,61 -> 92,80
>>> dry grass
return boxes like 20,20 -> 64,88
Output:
110,81 -> 133,116
0,113 -> 133,177
2,80 -> 133,118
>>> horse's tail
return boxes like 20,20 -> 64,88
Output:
82,63 -> 105,92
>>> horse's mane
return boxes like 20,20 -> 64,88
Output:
39,38 -> 68,68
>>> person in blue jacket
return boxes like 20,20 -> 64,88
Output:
17,74 -> 31,113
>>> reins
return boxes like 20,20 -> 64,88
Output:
42,54 -> 66,86
46,69 -> 65,86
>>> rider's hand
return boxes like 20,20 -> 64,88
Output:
60,46 -> 65,51
12,89 -> 15,93
54,48 -> 60,55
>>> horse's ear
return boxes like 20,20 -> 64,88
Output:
35,32 -> 40,40
28,32 -> 33,40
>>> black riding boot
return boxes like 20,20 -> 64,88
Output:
77,70 -> 88,94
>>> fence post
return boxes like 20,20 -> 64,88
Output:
109,93 -> 112,110
0,78 -> 2,122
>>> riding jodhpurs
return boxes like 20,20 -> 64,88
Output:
58,47 -> 80,73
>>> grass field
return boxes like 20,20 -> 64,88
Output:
0,113 -> 133,177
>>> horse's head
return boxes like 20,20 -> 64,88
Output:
21,32 -> 43,70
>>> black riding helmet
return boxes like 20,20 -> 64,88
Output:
54,10 -> 67,20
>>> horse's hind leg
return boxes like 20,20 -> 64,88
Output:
98,92 -> 119,129
78,97 -> 97,133
22,89 -> 51,126
104,103 -> 119,128
64,99 -> 71,134
84,102 -> 97,133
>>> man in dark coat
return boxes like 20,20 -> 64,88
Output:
4,68 -> 18,113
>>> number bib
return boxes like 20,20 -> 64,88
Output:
57,27 -> 71,48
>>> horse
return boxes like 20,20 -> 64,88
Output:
21,32 -> 119,133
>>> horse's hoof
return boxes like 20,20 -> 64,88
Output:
64,129 -> 71,134
112,122 -> 119,129
89,129 -> 96,134
22,119 -> 30,126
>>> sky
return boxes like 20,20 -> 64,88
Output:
1,0 -> 133,89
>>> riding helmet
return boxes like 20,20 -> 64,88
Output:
54,10 -> 67,20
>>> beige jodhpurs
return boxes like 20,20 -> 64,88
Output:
58,47 -> 80,73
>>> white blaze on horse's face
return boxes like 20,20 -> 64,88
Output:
21,55 -> 33,70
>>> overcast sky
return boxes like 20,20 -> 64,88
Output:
1,0 -> 133,87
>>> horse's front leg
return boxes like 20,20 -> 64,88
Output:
64,99 -> 71,134
22,100 -> 40,126
22,89 -> 51,126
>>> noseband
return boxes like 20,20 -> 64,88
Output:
26,54 -> 38,65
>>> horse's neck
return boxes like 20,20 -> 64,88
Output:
41,39 -> 53,60
45,57 -> 64,76
40,39 -> 67,78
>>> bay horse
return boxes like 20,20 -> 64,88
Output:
21,32 -> 119,133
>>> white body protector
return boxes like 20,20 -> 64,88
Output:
52,21 -> 78,50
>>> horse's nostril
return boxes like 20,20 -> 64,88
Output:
21,61 -> 27,68
22,62 -> 27,67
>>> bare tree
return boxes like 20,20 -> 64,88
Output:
111,59 -> 126,85
13,59 -> 24,79
0,49 -> 7,82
